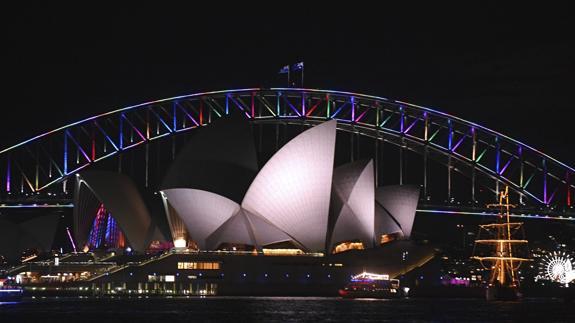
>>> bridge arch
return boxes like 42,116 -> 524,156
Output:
0,88 -> 573,217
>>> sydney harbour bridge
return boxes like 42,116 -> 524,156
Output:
0,88 -> 573,220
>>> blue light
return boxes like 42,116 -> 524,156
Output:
264,273 -> 268,278
306,274 -> 310,278
285,273 -> 289,278
243,273 -> 247,277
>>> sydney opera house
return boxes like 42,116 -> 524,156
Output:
1,116 -> 435,296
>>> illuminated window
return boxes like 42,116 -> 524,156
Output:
379,232 -> 402,245
148,275 -> 177,282
262,248 -> 304,256
165,275 -> 175,282
177,262 -> 221,270
332,241 -> 365,254
216,243 -> 255,252
173,238 -> 187,248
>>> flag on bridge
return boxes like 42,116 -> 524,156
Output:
292,62 -> 304,70
279,65 -> 290,74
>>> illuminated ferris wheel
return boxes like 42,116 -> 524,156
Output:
540,251 -> 575,285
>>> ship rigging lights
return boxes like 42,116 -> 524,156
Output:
472,186 -> 532,296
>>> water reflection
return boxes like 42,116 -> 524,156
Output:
0,297 -> 573,322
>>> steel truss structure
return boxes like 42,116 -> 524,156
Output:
0,88 -> 573,218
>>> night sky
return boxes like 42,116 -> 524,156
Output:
2,6 -> 574,166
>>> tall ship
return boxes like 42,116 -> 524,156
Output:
472,186 -> 531,301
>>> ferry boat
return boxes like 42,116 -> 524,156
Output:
338,272 -> 402,299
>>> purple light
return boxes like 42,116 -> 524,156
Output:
444,277 -> 470,286
6,158 -> 10,192
351,96 -> 355,122
404,118 -> 419,134
399,106 -> 404,133
281,95 -> 302,117
495,137 -> 501,174
66,227 -> 77,252
119,113 -> 124,149
448,120 -> 453,150
452,128 -> 471,152
301,92 -> 306,116
63,131 -> 68,175
499,157 -> 513,175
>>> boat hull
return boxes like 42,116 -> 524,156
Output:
339,289 -> 401,299
485,286 -> 522,301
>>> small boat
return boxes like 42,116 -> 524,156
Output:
339,272 -> 402,299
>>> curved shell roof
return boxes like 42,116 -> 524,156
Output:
242,120 -> 337,251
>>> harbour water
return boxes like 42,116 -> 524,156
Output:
1,296 -> 573,322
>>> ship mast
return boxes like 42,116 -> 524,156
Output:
472,186 -> 531,287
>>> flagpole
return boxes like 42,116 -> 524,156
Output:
288,68 -> 291,87
301,64 -> 304,87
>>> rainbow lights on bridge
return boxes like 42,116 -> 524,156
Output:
0,88 -> 573,218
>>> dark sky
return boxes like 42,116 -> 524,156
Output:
2,6 -> 574,166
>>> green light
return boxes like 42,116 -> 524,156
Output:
476,149 -> 487,163
523,172 -> 536,189
428,128 -> 441,142
379,114 -> 393,128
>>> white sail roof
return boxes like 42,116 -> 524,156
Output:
205,209 -> 293,250
329,160 -> 375,249
374,185 -> 420,238
161,188 -> 240,249
241,120 -> 337,251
